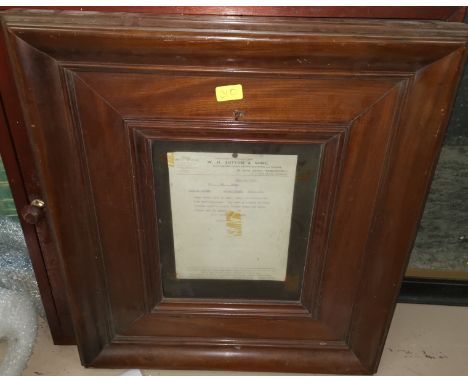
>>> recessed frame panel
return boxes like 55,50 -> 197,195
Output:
129,120 -> 348,315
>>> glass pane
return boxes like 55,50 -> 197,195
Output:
152,141 -> 322,300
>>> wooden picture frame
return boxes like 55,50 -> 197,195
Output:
1,9 -> 468,374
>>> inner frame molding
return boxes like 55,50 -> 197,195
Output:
129,120 -> 349,315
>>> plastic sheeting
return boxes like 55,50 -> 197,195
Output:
0,217 -> 44,317
0,287 -> 37,375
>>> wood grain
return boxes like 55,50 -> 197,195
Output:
1,10 -> 467,374
0,22 -> 74,345
0,6 -> 465,21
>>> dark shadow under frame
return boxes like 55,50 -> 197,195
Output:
398,277 -> 468,306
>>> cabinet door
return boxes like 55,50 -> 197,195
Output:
2,11 -> 467,374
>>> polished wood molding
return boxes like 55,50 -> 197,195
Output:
0,6 -> 466,21
1,9 -> 467,373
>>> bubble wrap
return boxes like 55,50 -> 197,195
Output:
0,217 -> 44,317
0,287 -> 37,375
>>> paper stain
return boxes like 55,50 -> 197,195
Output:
167,152 -> 175,167
226,210 -> 242,237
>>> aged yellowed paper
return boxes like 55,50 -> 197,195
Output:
168,152 -> 297,281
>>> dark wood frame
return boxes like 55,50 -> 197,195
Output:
121,121 -> 348,332
133,120 -> 345,303
0,5 -> 466,348
0,6 -> 466,21
0,7 -> 467,373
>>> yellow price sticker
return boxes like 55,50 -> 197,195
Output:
215,84 -> 243,102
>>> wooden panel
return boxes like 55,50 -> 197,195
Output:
76,72 -> 395,123
92,342 -> 365,374
318,84 -> 403,337
6,13 -> 464,74
0,23 -> 74,345
0,6 -> 465,21
1,10 -> 468,374
348,47 -> 466,372
69,72 -> 147,334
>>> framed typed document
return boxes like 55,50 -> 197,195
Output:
2,9 -> 468,374
153,142 -> 321,300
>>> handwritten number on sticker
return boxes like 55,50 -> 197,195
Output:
215,84 -> 243,102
